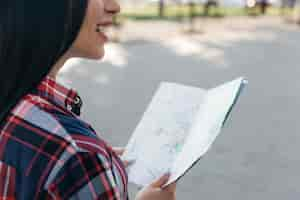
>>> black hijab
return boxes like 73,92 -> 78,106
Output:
0,0 -> 88,123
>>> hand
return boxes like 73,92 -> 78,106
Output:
112,147 -> 135,168
135,173 -> 177,200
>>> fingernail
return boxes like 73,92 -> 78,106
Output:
124,159 -> 136,166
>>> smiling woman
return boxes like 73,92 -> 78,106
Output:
69,0 -> 120,59
0,0 -> 176,200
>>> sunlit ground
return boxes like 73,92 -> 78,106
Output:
61,16 -> 297,74
58,16 -> 300,199
119,4 -> 300,19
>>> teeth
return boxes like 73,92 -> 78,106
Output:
97,26 -> 107,32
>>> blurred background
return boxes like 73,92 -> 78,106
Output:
58,1 -> 300,199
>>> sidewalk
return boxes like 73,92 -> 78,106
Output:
59,16 -> 300,199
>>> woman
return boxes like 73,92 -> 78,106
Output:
0,0 -> 176,199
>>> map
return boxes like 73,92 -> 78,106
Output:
122,82 -> 207,186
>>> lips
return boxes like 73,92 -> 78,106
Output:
96,21 -> 113,42
97,30 -> 108,42
97,21 -> 113,26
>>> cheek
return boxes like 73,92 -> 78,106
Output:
70,0 -> 106,59
72,25 -> 105,59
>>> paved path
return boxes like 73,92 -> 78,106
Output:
58,16 -> 300,199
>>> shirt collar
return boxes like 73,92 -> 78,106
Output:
33,76 -> 82,116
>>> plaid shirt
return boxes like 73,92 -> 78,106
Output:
0,76 -> 128,200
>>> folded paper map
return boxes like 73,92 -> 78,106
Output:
122,77 -> 247,187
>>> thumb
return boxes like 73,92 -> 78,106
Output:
150,173 -> 170,188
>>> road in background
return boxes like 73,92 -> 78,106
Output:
58,16 -> 300,199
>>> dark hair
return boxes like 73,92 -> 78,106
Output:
0,0 -> 88,123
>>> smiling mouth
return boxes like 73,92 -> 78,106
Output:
96,26 -> 109,42
96,26 -> 107,33
96,22 -> 113,42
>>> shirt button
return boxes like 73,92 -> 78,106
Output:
74,96 -> 81,105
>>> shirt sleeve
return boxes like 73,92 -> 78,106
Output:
46,151 -> 123,200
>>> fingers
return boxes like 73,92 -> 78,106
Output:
123,160 -> 130,168
111,147 -> 136,168
122,159 -> 135,168
165,182 -> 177,193
112,147 -> 125,156
150,173 -> 171,188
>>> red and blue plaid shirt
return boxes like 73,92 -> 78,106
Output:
0,76 -> 128,200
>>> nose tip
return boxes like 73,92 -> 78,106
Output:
114,4 -> 121,14
117,4 -> 121,14
116,3 -> 121,14
106,0 -> 121,15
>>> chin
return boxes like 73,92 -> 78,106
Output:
75,45 -> 105,60
94,52 -> 105,60
95,46 -> 105,59
87,49 -> 105,60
